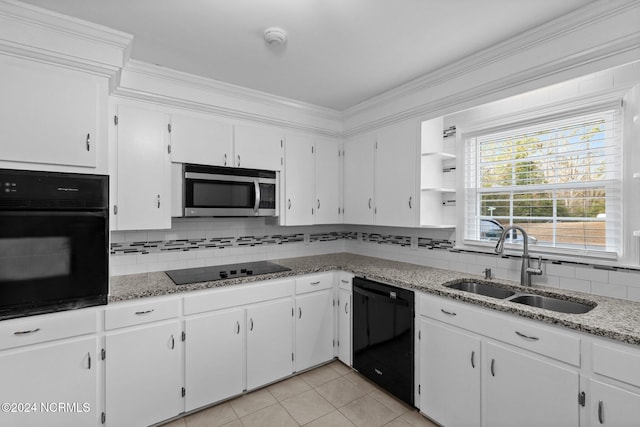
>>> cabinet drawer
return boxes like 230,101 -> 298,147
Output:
337,272 -> 354,291
420,293 -> 490,331
487,314 -> 581,366
295,273 -> 334,294
105,298 -> 179,330
593,340 -> 640,387
0,309 -> 97,350
184,278 -> 294,315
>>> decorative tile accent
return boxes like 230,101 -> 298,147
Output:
417,237 -> 455,249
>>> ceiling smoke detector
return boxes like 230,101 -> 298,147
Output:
264,27 -> 287,47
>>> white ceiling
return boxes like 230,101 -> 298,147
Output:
20,0 -> 596,111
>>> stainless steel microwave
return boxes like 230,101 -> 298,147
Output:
175,164 -> 279,217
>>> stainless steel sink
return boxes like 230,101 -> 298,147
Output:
509,294 -> 594,314
446,281 -> 516,299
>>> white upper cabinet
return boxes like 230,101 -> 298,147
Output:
344,133 -> 375,225
112,104 -> 171,231
343,120 -> 419,226
234,124 -> 284,171
0,55 -> 103,169
375,120 -> 418,227
314,137 -> 342,224
283,134 -> 315,225
169,114 -> 233,166
282,134 -> 342,226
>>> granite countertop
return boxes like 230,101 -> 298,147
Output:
110,252 -> 640,346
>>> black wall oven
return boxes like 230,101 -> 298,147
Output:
0,169 -> 108,320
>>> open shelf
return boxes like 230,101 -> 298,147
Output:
421,152 -> 456,160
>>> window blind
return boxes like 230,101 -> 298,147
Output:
464,106 -> 622,256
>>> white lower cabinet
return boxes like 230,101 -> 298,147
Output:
105,321 -> 183,427
588,379 -> 640,426
419,293 -> 580,427
337,272 -> 354,366
246,298 -> 294,390
184,308 -> 245,412
483,341 -> 579,427
294,290 -> 334,372
0,337 -> 98,427
420,319 -> 480,427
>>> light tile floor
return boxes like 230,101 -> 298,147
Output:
161,361 -> 438,427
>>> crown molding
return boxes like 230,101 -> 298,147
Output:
0,0 -> 133,74
342,0 -> 640,131
113,59 -> 343,136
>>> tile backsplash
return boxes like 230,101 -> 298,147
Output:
111,218 -> 640,302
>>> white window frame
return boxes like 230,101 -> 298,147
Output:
457,94 -> 629,264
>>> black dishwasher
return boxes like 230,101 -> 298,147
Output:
353,277 -> 414,406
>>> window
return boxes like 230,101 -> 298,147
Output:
464,106 -> 622,257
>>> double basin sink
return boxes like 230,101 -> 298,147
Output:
445,281 -> 596,314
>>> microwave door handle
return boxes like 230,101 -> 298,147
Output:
253,179 -> 260,213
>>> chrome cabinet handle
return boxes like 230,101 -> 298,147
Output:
249,318 -> 254,331
345,302 -> 349,314
86,133 -> 91,151
224,153 -> 227,166
14,328 -> 40,335
598,400 -> 604,424
157,194 -> 161,208
170,334 -> 175,350
288,199 -> 292,210
236,321 -> 240,334
440,309 -> 457,316
253,179 -> 260,213
317,199 -> 320,210
368,198 -> 372,209
298,307 -> 302,319
515,331 -> 540,341
341,279 -> 350,284
408,196 -> 412,209
135,309 -> 154,315
490,359 -> 496,376
471,351 -> 475,368
237,155 -> 241,167
87,352 -> 92,370
310,281 -> 320,286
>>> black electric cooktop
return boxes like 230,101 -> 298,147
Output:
166,261 -> 291,285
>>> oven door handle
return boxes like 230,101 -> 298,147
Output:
253,179 -> 260,214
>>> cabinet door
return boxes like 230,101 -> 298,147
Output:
114,105 -> 171,230
375,120 -> 418,227
0,337 -> 97,427
343,134 -> 374,224
484,342 -> 579,427
295,290 -> 334,372
420,319 -> 480,427
337,288 -> 352,366
234,124 -> 283,171
0,55 -> 99,168
283,134 -> 314,225
589,380 -> 640,427
246,298 -> 293,390
314,138 -> 342,224
184,308 -> 245,411
170,114 -> 233,166
105,321 -> 183,427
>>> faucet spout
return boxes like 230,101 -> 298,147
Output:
494,225 -> 542,286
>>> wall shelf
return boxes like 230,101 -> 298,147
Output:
421,187 -> 456,193
421,152 -> 456,160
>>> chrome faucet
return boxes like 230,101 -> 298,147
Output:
494,225 -> 543,287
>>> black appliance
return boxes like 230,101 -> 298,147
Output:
0,169 -> 109,320
353,277 -> 415,406
180,164 -> 278,217
166,261 -> 291,285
